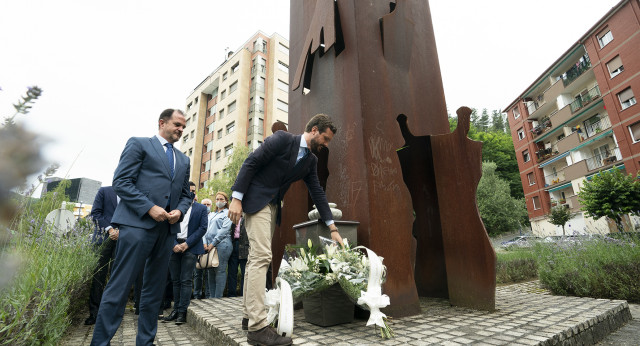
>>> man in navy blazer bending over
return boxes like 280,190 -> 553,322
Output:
228,114 -> 344,346
91,109 -> 192,346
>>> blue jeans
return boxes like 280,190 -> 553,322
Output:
193,267 -> 208,299
168,251 -> 197,313
206,238 -> 232,298
226,239 -> 247,297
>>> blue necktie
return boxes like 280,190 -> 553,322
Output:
165,143 -> 175,179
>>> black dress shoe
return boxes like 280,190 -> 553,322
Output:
175,312 -> 186,325
247,326 -> 292,346
162,310 -> 179,322
84,315 -> 96,325
242,318 -> 248,331
162,300 -> 172,309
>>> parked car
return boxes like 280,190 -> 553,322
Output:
500,236 -> 537,249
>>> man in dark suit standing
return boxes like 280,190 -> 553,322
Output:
163,184 -> 207,325
91,109 -> 192,346
84,186 -> 119,326
229,114 -> 343,346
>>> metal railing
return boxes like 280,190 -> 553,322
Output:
530,117 -> 552,137
585,147 -> 621,171
562,58 -> 592,87
544,168 -> 566,186
527,101 -> 539,115
569,85 -> 601,113
584,115 -> 611,138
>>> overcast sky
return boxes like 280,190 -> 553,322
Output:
0,0 -> 621,195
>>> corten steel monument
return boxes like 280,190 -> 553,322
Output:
272,0 -> 496,316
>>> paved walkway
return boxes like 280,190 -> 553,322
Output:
62,281 -> 639,345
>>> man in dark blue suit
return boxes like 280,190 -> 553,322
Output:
84,186 -> 119,326
163,186 -> 207,325
229,114 -> 344,346
91,109 -> 192,346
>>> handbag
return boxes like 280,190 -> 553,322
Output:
196,247 -> 219,269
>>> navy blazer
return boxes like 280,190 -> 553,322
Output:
111,136 -> 192,234
175,202 -> 208,255
231,130 -> 332,223
90,186 -> 118,245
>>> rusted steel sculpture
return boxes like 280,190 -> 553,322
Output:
398,108 -> 496,310
272,0 -> 495,316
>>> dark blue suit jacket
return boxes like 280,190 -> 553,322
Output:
90,186 -> 118,245
175,202 -> 208,255
231,130 -> 332,223
111,136 -> 192,234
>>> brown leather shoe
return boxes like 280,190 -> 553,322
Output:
247,326 -> 292,346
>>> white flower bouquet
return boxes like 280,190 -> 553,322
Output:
268,237 -> 395,338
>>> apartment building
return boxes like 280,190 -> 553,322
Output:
505,0 -> 640,235
180,32 -> 290,188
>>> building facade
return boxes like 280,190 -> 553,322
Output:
180,31 -> 290,188
504,0 -> 640,235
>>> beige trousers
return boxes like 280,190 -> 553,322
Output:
242,203 -> 277,331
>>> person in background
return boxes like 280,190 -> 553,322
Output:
163,184 -> 207,325
203,192 -> 233,298
85,186 -> 119,326
226,217 -> 248,297
193,198 -> 212,299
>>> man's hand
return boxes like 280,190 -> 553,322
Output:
167,210 -> 182,224
204,244 -> 211,252
179,243 -> 189,252
149,205 -> 169,222
108,228 -> 119,241
228,199 -> 243,225
173,244 -> 183,253
329,225 -> 344,247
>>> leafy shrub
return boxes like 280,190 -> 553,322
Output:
496,250 -> 538,284
535,238 -> 640,303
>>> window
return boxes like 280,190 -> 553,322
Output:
190,130 -> 195,139
606,56 -> 624,78
188,148 -> 193,157
597,28 -> 613,48
187,102 -> 192,110
532,196 -> 541,210
279,42 -> 289,54
182,135 -> 188,143
527,173 -> 535,186
205,160 -> 211,172
207,123 -> 215,134
210,104 -> 217,115
225,144 -> 233,157
517,128 -> 525,140
194,96 -> 199,104
229,81 -> 238,93
226,121 -> 235,134
219,109 -> 225,119
629,121 -> 640,143
223,72 -> 228,80
217,129 -> 223,139
258,118 -> 264,135
228,100 -> 236,113
618,87 -> 636,110
220,90 -> 226,100
278,61 -> 289,73
277,99 -> 288,113
513,107 -> 520,119
185,118 -> 191,127
215,150 -> 221,161
277,79 -> 288,92
231,62 -> 239,74
522,149 -> 530,163
206,141 -> 213,152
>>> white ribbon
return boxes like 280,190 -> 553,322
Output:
356,247 -> 390,328
277,278 -> 294,337
265,287 -> 280,325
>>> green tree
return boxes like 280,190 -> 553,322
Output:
477,108 -> 490,132
578,168 -> 640,231
198,144 -> 251,201
490,109 -> 505,133
549,206 -> 573,236
472,131 -> 523,199
476,161 -> 528,235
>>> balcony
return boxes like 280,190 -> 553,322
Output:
544,169 -> 567,187
564,160 -> 588,181
549,105 -> 572,129
527,101 -> 540,115
530,117 -> 552,138
566,195 -> 582,213
562,58 -> 592,87
569,85 -> 601,113
586,147 -> 621,171
536,147 -> 560,163
583,115 -> 611,138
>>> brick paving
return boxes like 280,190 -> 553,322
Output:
62,281 -> 638,345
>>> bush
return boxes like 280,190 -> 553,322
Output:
0,184 -> 97,345
496,250 -> 538,284
535,238 -> 640,303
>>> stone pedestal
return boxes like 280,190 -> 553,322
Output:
293,220 -> 359,250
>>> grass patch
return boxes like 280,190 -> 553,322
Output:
535,238 -> 640,303
496,249 -> 537,284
